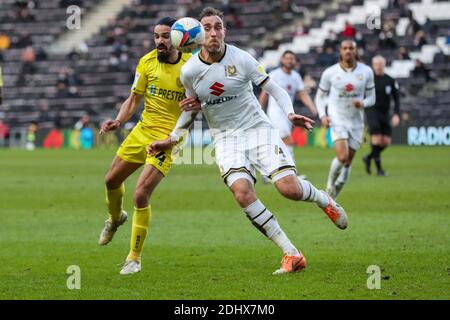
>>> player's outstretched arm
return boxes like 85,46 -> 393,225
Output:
263,78 -> 315,131
261,77 -> 295,116
148,110 -> 198,155
287,113 -> 315,132
99,92 -> 142,135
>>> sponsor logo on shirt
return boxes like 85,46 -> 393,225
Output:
345,83 -> 354,92
206,95 -> 238,106
339,83 -> 359,98
210,82 -> 225,96
148,84 -> 184,101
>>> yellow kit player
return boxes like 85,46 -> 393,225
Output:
98,17 -> 197,275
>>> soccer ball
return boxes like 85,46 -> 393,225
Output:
170,17 -> 205,53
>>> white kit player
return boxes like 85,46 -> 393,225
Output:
149,7 -> 348,275
315,40 -> 375,199
259,50 -> 318,159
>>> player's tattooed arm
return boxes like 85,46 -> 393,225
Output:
99,92 -> 142,135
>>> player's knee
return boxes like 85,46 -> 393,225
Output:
233,187 -> 256,208
336,153 -> 348,163
134,188 -> 150,208
104,174 -> 121,190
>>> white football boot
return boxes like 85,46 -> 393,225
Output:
120,260 -> 141,275
98,211 -> 128,245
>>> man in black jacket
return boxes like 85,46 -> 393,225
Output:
363,55 -> 400,176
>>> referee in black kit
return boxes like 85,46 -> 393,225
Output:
363,55 -> 400,176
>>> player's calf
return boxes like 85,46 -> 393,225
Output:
275,178 -> 303,200
275,174 -> 329,207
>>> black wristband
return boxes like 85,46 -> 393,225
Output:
115,119 -> 122,127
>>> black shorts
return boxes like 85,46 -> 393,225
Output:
366,112 -> 391,136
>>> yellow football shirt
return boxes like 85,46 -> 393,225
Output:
0,65 -> 3,87
131,50 -> 191,135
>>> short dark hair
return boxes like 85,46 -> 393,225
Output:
198,7 -> 225,24
282,50 -> 297,60
339,40 -> 360,61
156,16 -> 177,27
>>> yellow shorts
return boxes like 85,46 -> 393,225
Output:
117,122 -> 173,176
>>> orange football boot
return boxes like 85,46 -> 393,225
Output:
320,191 -> 348,229
272,253 -> 307,275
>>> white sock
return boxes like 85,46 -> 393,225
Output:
298,178 -> 329,208
335,165 -> 352,196
244,200 -> 299,256
327,157 -> 344,189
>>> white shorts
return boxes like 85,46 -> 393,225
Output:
266,105 -> 292,139
214,128 -> 296,187
330,126 -> 364,150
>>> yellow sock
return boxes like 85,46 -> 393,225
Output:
127,206 -> 152,262
105,184 -> 125,223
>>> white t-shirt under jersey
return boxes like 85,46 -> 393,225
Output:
317,62 -> 375,129
180,44 -> 273,138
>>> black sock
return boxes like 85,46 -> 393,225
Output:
373,145 -> 383,171
366,144 -> 376,160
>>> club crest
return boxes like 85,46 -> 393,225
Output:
227,65 -> 237,76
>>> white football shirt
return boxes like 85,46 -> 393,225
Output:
267,67 -> 304,112
266,67 -> 304,137
317,62 -> 375,128
180,44 -> 273,137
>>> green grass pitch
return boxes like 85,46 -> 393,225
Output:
0,146 -> 449,299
